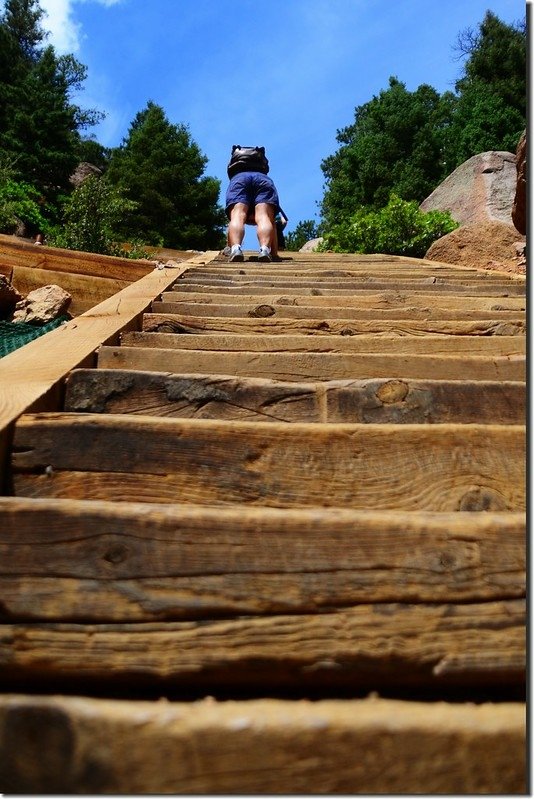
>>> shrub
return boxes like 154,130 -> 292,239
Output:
48,175 -> 145,257
318,194 -> 458,257
0,178 -> 50,235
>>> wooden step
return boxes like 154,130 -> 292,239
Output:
179,266 -> 522,282
11,415 -> 525,511
0,248 -> 526,794
1,599 -> 525,691
162,285 -> 526,301
0,498 -> 524,622
97,345 -> 526,382
152,300 -> 525,320
120,330 -> 526,356
175,276 -> 525,294
143,312 -> 526,336
64,370 -> 526,424
0,694 -> 525,794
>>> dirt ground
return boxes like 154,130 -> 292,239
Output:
425,221 -> 526,276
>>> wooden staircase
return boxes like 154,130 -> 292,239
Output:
0,249 -> 526,794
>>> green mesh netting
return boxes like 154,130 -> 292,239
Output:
0,316 -> 69,358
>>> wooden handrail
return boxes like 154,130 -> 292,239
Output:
0,251 -> 220,490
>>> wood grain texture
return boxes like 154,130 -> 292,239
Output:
174,277 -> 525,295
142,313 -> 526,337
11,264 -> 131,316
97,345 -> 526,381
180,266 -> 523,282
0,600 -> 525,689
121,330 -> 526,355
0,497 -> 524,621
11,415 -> 526,511
152,300 -> 525,320
0,233 -> 154,281
161,289 -> 526,307
63,370 -> 526,425
0,694 -> 525,794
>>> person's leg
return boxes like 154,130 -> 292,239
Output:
254,203 -> 276,253
227,203 -> 248,247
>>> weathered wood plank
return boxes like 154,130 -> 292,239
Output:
152,300 -> 525,320
120,331 -> 526,356
143,312 -> 526,336
97,345 -> 526,382
175,277 -> 525,295
11,264 -> 131,316
0,497 -> 524,621
0,600 -> 525,689
163,286 -> 526,302
0,234 -> 155,281
182,265 -> 524,282
64,370 -> 525,425
11,415 -> 525,511
0,694 -> 525,794
0,253 -> 219,491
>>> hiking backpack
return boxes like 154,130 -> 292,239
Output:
227,145 -> 269,178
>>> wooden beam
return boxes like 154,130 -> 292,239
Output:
0,694 -> 525,794
175,277 -> 525,295
0,497 -> 524,621
63,370 -> 526,425
152,300 -> 525,320
142,313 -> 526,337
96,346 -> 526,381
162,289 -> 527,309
120,331 -> 526,356
11,415 -> 525,511
0,252 -> 219,492
11,265 -> 131,316
0,599 -> 525,690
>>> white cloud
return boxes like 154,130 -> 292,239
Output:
40,0 -> 123,54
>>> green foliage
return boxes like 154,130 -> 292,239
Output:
0,156 -> 50,233
0,0 -> 102,202
444,11 -> 526,169
48,175 -> 143,257
321,78 -> 456,226
318,194 -> 458,258
0,178 -> 49,234
319,12 -> 526,231
285,219 -> 321,251
106,102 -> 226,250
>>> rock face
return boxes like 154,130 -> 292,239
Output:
511,131 -> 526,235
70,162 -> 102,188
12,285 -> 72,324
299,237 -> 324,252
425,221 -> 526,275
420,151 -> 517,226
0,276 -> 23,319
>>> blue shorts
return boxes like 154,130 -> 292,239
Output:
225,171 -> 280,217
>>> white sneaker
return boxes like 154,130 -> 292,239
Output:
229,245 -> 244,262
258,246 -> 271,262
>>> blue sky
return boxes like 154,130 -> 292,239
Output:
36,0 -> 526,248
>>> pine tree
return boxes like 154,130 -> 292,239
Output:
106,102 -> 226,249
0,0 -> 101,200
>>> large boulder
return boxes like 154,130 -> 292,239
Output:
299,237 -> 323,252
420,151 -> 517,226
425,220 -> 525,275
511,130 -> 526,235
12,285 -> 72,324
70,162 -> 102,188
